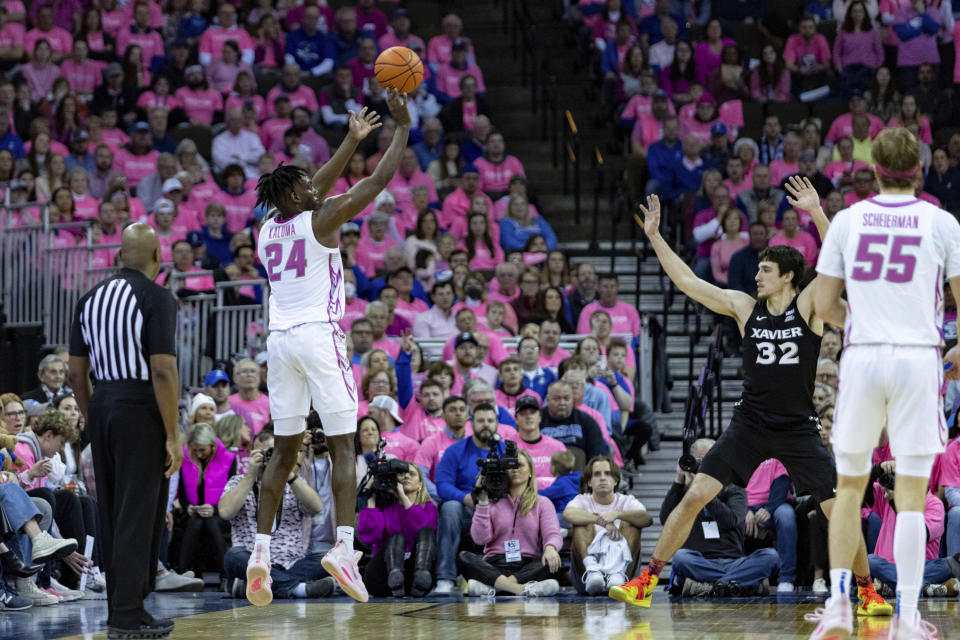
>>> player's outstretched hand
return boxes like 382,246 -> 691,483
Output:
634,195 -> 661,237
385,89 -> 411,127
945,345 -> 960,381
347,106 -> 382,142
784,175 -> 819,212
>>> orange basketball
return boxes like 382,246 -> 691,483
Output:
374,46 -> 424,95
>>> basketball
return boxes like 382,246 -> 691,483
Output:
374,46 -> 423,95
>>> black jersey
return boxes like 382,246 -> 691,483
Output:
737,296 -> 821,427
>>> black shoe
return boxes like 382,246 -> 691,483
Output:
229,579 -> 246,599
727,581 -> 744,597
305,577 -> 336,598
142,612 -> 174,632
409,570 -> 432,598
0,550 -> 42,578
710,582 -> 730,598
107,619 -> 173,639
387,569 -> 405,598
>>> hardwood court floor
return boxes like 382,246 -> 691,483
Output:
11,592 -> 960,640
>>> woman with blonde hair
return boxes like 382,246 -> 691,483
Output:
186,393 -> 216,429
458,447 -> 563,597
214,414 -> 251,461
358,462 -> 438,597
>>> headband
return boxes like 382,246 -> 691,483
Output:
875,163 -> 920,180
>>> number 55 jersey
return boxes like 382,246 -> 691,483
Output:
258,211 -> 346,331
817,195 -> 960,349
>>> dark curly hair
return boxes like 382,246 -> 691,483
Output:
758,245 -> 807,288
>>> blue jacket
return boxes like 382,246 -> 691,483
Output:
436,436 -> 507,504
646,139 -> 682,194
727,245 -> 760,296
0,131 -> 25,158
498,216 -> 558,252
538,472 -> 581,514
893,11 -> 939,41
285,28 -> 336,73
522,367 -> 556,398
669,159 -> 706,200
199,226 -> 233,266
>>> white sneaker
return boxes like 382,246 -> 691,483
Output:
321,540 -> 369,603
778,582 -> 795,593
467,579 -> 495,597
805,594 -> 853,640
432,579 -> 455,595
49,578 -> 83,601
606,573 -> 627,591
155,569 -> 204,592
583,571 -> 605,595
888,612 -> 939,639
812,578 -> 828,594
523,579 -> 559,597
30,532 -> 77,563
14,578 -> 58,607
87,572 -> 106,593
245,543 -> 273,607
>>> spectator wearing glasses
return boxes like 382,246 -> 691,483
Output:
228,359 -> 269,436
516,336 -> 556,399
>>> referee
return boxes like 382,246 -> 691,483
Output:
68,223 -> 183,639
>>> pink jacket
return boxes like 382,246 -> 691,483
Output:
471,494 -> 563,559
180,439 -> 236,506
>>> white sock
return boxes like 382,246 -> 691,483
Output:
337,526 -> 354,553
830,568 -> 851,602
582,556 -> 598,572
894,511 -> 925,626
254,534 -> 271,562
291,583 -> 307,598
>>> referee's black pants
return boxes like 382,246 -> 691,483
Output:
88,382 -> 168,629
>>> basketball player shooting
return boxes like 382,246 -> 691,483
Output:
249,89 -> 411,606
609,181 -> 891,617
807,127 -> 960,640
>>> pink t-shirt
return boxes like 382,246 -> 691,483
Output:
338,297 -> 368,333
401,404 -> 451,446
138,91 -> 182,112
517,435 -> 567,489
936,437 -> 960,488
474,156 -> 526,194
386,171 -> 438,211
211,189 -> 257,233
115,28 -> 164,64
823,159 -> 871,183
228,392 -> 270,435
824,113 -> 885,144
872,485 -> 943,563
746,459 -> 789,506
459,237 -> 505,271
72,195 -> 99,221
113,148 -> 159,189
426,35 -> 476,66
434,62 -> 486,100
199,25 -> 255,62
538,347 -> 571,373
354,234 -> 400,277
24,26 -> 72,54
0,22 -> 24,50
769,230 -> 819,266
769,159 -> 799,186
782,33 -> 831,69
372,337 -> 401,360
61,58 -> 106,94
259,117 -> 291,151
265,85 -> 319,116
381,429 -> 419,463
175,87 -> 224,125
225,94 -> 266,123
576,300 -> 642,336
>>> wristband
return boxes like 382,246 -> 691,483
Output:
287,476 -> 298,486
477,500 -> 489,507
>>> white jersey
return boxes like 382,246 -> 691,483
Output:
817,194 -> 960,347
257,211 -> 345,331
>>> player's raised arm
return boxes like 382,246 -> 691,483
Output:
636,195 -> 755,328
785,176 -> 830,332
312,89 -> 412,238
311,107 -> 382,197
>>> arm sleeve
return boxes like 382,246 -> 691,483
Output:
470,502 -> 493,545
395,350 -> 413,408
145,288 -> 177,356
538,217 -> 558,251
69,297 -> 89,357
659,482 -> 686,524
692,216 -> 721,243
922,12 -> 940,34
815,211 -> 848,278
762,474 -> 791,513
435,449 -> 467,503
710,486 -> 747,530
538,500 -> 563,551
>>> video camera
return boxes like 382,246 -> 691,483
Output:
473,439 -> 520,503
364,439 -> 410,507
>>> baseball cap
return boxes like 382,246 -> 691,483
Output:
710,122 -> 727,137
105,62 -> 123,77
162,178 -> 182,193
186,230 -> 204,247
455,332 -> 478,349
653,89 -> 668,99
190,393 -> 215,416
340,222 -> 360,235
23,399 -> 49,417
132,121 -> 150,134
461,163 -> 479,175
515,396 -> 540,414
799,149 -> 817,162
392,8 -> 409,18
204,369 -> 230,387
370,395 -> 404,424
185,64 -> 204,76
452,39 -> 467,51
71,129 -> 89,142
849,88 -> 865,100
154,198 -> 175,214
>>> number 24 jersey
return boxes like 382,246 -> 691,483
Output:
817,195 -> 960,348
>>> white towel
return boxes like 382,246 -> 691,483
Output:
586,526 -> 632,575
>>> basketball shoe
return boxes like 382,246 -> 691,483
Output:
321,540 -> 369,603
245,545 -> 273,606
608,569 -> 658,608
856,583 -> 893,616
804,594 -> 853,640
887,613 -> 939,640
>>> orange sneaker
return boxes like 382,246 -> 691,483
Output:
856,583 -> 893,617
609,569 -> 658,608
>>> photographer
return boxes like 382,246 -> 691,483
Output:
219,431 -> 337,599
458,448 -> 563,597
865,460 -> 960,596
300,413 -> 337,557
357,463 -> 437,598
434,402 -> 506,594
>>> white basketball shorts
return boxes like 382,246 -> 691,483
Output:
832,344 -> 946,459
266,321 -> 359,437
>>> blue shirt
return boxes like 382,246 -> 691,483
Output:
538,472 -> 581,514
498,216 -> 558,252
285,28 -> 336,72
436,436 -> 506,504
0,131 -> 25,159
646,139 -> 682,190
200,226 -> 233,266
412,140 -> 443,171
522,367 -> 556,398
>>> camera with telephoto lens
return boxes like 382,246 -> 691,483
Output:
878,471 -> 896,491
473,440 -> 520,503
305,410 -> 328,456
261,447 -> 274,467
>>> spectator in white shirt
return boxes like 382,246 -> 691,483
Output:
212,107 -> 265,179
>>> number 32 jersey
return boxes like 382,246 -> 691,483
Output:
257,211 -> 345,331
817,195 -> 960,348
740,297 -> 821,427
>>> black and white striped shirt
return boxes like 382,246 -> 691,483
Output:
69,268 -> 177,382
